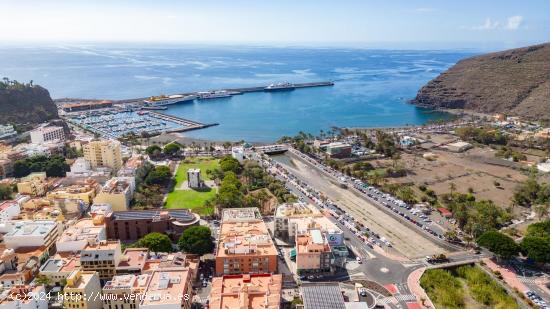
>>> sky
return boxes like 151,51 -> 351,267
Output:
0,0 -> 549,49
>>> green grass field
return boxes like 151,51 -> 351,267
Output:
165,157 -> 219,215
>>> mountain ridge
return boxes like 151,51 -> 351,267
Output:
411,42 -> 550,120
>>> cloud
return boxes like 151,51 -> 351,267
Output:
463,16 -> 524,31
505,15 -> 523,30
473,18 -> 500,30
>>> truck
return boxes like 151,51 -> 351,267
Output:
425,254 -> 449,264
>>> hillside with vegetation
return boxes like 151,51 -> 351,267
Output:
411,42 -> 550,120
0,78 -> 58,125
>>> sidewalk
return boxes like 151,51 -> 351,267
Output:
407,267 -> 435,309
483,258 -> 528,292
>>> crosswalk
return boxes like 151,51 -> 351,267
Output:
519,277 -> 539,284
377,294 -> 417,305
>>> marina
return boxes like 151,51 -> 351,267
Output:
65,110 -> 217,139
61,81 -> 334,140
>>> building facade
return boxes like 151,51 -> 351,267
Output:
83,140 -> 123,171
104,210 -> 200,242
63,270 -> 103,309
80,241 -> 122,281
29,126 -> 65,144
216,208 -> 277,276
93,177 -> 134,211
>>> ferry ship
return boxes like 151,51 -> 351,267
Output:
264,82 -> 296,92
197,90 -> 235,100
143,94 -> 196,107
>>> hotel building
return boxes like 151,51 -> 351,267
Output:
29,126 -> 65,144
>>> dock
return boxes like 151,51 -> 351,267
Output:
148,111 -> 218,133
114,81 -> 334,105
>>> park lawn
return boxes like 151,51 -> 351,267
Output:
165,157 -> 219,215
174,157 -> 219,185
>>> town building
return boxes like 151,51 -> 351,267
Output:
187,168 -> 202,188
209,273 -> 282,309
16,172 -> 48,197
66,158 -> 112,181
0,125 -> 17,140
83,140 -> 123,171
325,142 -> 352,158
102,274 -> 150,309
63,270 -> 102,309
140,267 -> 193,309
56,218 -> 107,252
445,141 -> 473,153
104,209 -> 200,241
0,285 -> 48,309
62,100 -> 113,113
117,155 -> 145,178
231,146 -> 245,163
29,126 -> 65,144
0,201 -> 20,222
13,141 -> 64,157
93,177 -> 135,211
80,240 -> 122,281
46,179 -> 99,206
216,208 -> 277,275
295,229 -> 333,274
39,254 -> 80,286
2,220 -> 60,251
90,203 -> 112,217
116,248 -> 150,275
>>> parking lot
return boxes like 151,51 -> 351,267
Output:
272,152 -> 450,258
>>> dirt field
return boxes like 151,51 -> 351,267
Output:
380,145 -> 529,210
274,154 -> 448,259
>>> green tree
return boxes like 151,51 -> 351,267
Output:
145,145 -> 163,159
145,166 -> 172,186
34,274 -> 51,286
178,226 -> 214,255
520,236 -> 550,263
163,143 -> 181,157
219,156 -> 241,174
135,232 -> 172,253
0,184 -> 13,200
477,230 -> 519,260
525,221 -> 550,238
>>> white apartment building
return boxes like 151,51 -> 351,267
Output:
30,126 -> 65,144
2,220 -> 60,250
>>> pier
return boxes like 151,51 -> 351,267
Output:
147,111 -> 218,133
113,81 -> 334,105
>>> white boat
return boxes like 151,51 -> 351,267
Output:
264,82 -> 295,92
144,94 -> 196,106
197,90 -> 235,100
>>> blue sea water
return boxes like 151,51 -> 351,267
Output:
0,45 -> 477,142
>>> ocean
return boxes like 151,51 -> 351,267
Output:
0,45 -> 477,142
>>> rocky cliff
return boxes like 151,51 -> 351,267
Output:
411,43 -> 550,120
0,81 -> 58,125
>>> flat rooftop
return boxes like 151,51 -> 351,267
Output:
141,268 -> 191,306
106,209 -> 199,224
275,202 -> 321,218
221,207 -> 261,222
117,248 -> 149,271
4,220 -> 57,237
40,256 -> 79,273
217,219 -> 277,258
103,274 -> 150,291
57,219 -> 105,243
209,274 -> 282,309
